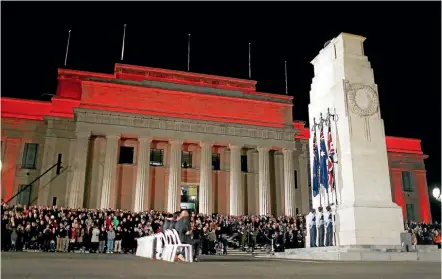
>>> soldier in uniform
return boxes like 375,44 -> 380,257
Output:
316,206 -> 325,247
324,205 -> 333,246
306,209 -> 317,247
250,226 -> 258,253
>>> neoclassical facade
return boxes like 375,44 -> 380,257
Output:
0,64 -> 432,221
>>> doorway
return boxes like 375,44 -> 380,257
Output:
181,184 -> 199,213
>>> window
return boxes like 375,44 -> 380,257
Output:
294,170 -> 298,189
17,184 -> 31,205
150,149 -> 164,166
22,143 -> 38,169
182,151 -> 192,168
296,208 -> 299,215
406,204 -> 415,221
212,153 -> 220,170
241,155 -> 248,172
402,171 -> 412,192
118,146 -> 134,164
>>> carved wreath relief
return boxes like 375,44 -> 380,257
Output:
344,80 -> 379,117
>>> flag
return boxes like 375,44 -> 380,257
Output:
319,128 -> 329,191
327,124 -> 335,191
312,129 -> 320,197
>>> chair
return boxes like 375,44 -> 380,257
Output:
155,232 -> 166,259
162,230 -> 178,262
170,229 -> 193,263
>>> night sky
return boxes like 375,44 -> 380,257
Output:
1,2 -> 441,218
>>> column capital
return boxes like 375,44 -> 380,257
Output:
257,146 -> 270,153
228,144 -> 242,151
282,148 -> 295,155
105,134 -> 121,140
414,169 -> 427,175
138,137 -> 153,143
76,131 -> 91,139
199,141 -> 214,148
169,139 -> 183,146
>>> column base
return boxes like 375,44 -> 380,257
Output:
336,202 -> 404,246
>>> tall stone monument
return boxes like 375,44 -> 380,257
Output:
309,33 -> 404,246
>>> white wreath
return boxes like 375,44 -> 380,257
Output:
346,82 -> 379,117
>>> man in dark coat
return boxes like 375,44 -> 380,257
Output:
174,211 -> 194,261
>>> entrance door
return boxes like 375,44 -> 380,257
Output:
181,184 -> 199,213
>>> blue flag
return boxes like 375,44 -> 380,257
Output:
312,129 -> 320,197
319,129 -> 329,191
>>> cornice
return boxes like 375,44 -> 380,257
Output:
73,108 -> 298,142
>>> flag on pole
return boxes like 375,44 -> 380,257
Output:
319,128 -> 329,191
327,124 -> 336,191
312,128 -> 320,197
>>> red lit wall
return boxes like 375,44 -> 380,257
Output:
415,170 -> 431,223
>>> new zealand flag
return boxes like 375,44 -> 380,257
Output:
312,129 -> 320,197
319,129 -> 329,191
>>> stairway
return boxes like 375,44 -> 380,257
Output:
226,247 -> 273,257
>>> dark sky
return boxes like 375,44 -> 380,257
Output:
1,2 -> 441,215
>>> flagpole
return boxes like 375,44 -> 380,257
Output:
248,42 -> 251,79
64,29 -> 72,67
187,34 -> 191,71
284,60 -> 288,95
121,24 -> 127,61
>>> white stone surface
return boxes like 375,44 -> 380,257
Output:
309,32 -> 404,246
199,142 -> 213,214
100,135 -> 119,209
133,137 -> 152,212
258,147 -> 270,215
167,140 -> 182,213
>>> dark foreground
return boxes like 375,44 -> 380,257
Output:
1,252 -> 441,279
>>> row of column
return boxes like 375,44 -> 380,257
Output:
68,133 -> 298,216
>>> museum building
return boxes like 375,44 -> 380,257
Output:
0,63 -> 432,222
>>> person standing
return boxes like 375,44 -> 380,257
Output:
90,225 -> 100,253
324,206 -> 333,246
316,207 -> 325,247
307,209 -> 317,248
106,226 -> 115,253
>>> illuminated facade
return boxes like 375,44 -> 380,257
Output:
0,64 -> 432,221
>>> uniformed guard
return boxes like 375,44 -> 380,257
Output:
307,209 -> 317,247
324,205 -> 333,246
316,206 -> 325,247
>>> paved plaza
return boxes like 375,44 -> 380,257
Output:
1,252 -> 441,279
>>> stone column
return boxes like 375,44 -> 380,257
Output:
100,134 -> 119,209
229,144 -> 242,216
298,146 -> 311,214
257,147 -> 270,216
199,142 -> 213,214
133,137 -> 152,213
167,140 -> 182,213
68,132 -> 90,208
37,137 -> 57,206
283,149 -> 295,216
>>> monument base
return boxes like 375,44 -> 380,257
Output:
336,202 -> 405,246
257,245 -> 440,262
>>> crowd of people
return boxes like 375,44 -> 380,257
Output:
405,220 -> 441,248
0,203 -> 306,258
1,202 -> 440,259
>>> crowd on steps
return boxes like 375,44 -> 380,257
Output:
1,203 -> 440,257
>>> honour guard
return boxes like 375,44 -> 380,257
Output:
324,205 -> 333,246
316,206 -> 325,247
307,209 -> 317,247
